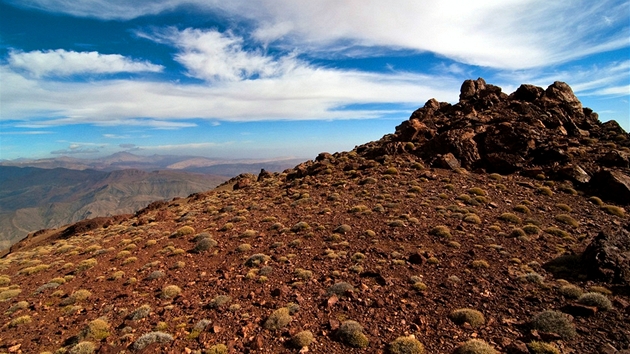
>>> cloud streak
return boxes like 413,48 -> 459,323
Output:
8,0 -> 629,69
7,49 -> 163,78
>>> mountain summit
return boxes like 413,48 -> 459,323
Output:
0,79 -> 628,353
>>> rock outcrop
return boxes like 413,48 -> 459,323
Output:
581,223 -> 630,287
357,78 -> 630,204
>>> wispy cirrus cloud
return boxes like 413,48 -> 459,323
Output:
7,49 -> 163,78
8,0 -> 629,70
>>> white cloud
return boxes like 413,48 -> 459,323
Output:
9,0 -> 629,69
7,49 -> 163,77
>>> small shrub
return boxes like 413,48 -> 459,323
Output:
328,282 -> 355,296
237,243 -> 252,252
206,344 -> 228,354
463,214 -> 481,224
70,341 -> 96,354
86,318 -> 110,340
555,203 -> 572,212
294,268 -> 313,280
192,237 -> 218,253
454,339 -> 498,354
8,315 -> 32,327
61,289 -> 91,305
161,285 -> 181,299
601,205 -> 625,217
449,308 -> 485,328
545,227 -> 570,239
412,282 -> 427,291
520,272 -> 544,284
530,310 -> 576,339
291,222 -> 311,232
132,331 -> 173,350
240,229 -> 257,238
219,223 -> 233,231
577,292 -> 613,310
555,214 -> 579,227
499,213 -> 522,224
527,341 -> 560,354
337,320 -> 369,348
351,252 -> 366,262
146,270 -> 165,280
559,284 -> 583,298
537,187 -> 554,196
388,336 -> 425,354
468,187 -> 486,196
522,224 -> 541,235
122,257 -> 137,265
429,225 -> 451,238
245,254 -> 270,267
128,304 -> 151,320
588,286 -> 612,295
5,300 -> 28,315
513,205 -> 531,214
471,260 -> 489,269
0,288 -> 21,301
384,167 -> 399,175
172,226 -> 195,237
263,307 -> 292,330
0,275 -> 10,286
76,258 -> 97,272
291,330 -> 314,348
588,196 -> 604,206
207,295 -> 232,309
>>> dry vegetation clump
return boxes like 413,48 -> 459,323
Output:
86,318 -> 110,340
8,314 -> 32,328
530,311 -> 576,339
559,284 -> 583,298
449,308 -> 485,328
172,226 -> 195,238
161,285 -> 182,299
128,304 -> 151,320
263,307 -> 292,330
191,237 -> 218,253
131,331 -> 174,350
207,295 -> 232,309
577,292 -> 613,310
291,330 -> 314,348
499,213 -> 522,224
206,344 -> 228,354
0,288 -> 21,301
527,341 -> 561,354
601,205 -> 625,217
337,320 -> 369,348
61,289 -> 91,305
388,335 -> 425,354
328,282 -> 355,296
454,339 -> 498,354
429,225 -> 451,238
69,341 -> 95,354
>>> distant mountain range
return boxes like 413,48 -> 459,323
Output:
0,153 -> 305,249
0,151 -> 304,176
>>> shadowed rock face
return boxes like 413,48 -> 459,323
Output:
356,78 -> 630,204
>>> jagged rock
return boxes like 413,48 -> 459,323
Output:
581,225 -> 630,286
592,170 -> 630,205
383,78 -> 630,203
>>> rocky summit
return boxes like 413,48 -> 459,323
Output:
0,79 -> 629,354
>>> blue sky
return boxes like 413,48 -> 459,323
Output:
1,0 -> 629,161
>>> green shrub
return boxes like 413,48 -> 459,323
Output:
471,260 -> 489,269
131,331 -> 173,350
577,292 -> 613,310
520,272 -> 544,284
76,258 -> 97,272
463,214 -> 481,224
291,222 -> 311,232
530,311 -> 576,339
449,308 -> 485,328
522,224 -> 541,235
388,335 -> 424,354
537,187 -> 554,196
545,227 -> 570,239
454,339 -> 497,354
337,320 -> 369,348
263,307 -> 292,330
5,300 -> 28,315
291,330 -> 314,348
